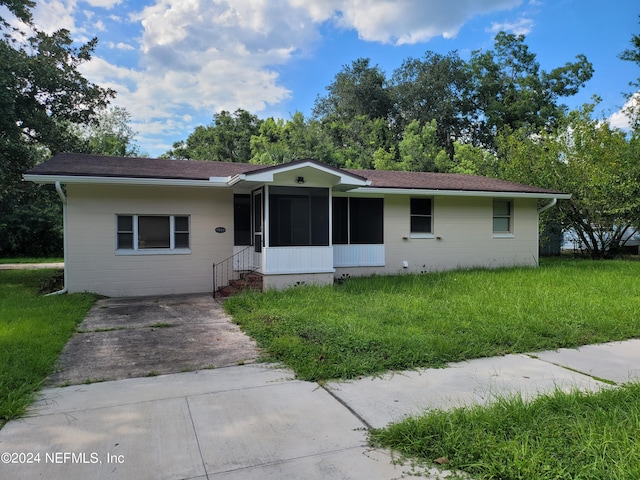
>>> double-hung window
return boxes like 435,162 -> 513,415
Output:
116,215 -> 190,253
410,198 -> 433,237
493,200 -> 513,236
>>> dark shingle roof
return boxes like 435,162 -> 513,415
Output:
26,152 -> 264,180
26,152 -> 565,195
346,168 -> 560,194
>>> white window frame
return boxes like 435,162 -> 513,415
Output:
493,199 -> 514,238
116,214 -> 191,255
410,197 -> 434,239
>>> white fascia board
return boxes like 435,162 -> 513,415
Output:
23,174 -> 228,188
351,187 -> 571,199
243,161 -> 370,186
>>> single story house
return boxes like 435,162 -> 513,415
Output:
24,153 -> 570,297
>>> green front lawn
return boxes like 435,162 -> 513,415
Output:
225,258 -> 640,382
370,383 -> 640,479
0,270 -> 95,425
225,258 -> 640,479
0,257 -> 63,264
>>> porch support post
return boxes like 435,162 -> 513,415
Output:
264,184 -> 270,249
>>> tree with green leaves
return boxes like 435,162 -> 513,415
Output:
397,120 -> 448,172
313,58 -> 393,123
249,112 -> 337,166
469,32 -> 593,149
0,0 -> 114,256
165,109 -> 261,161
619,15 -> 640,129
72,106 -> 140,157
497,104 -> 640,259
391,51 -> 473,159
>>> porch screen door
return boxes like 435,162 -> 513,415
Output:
252,189 -> 263,253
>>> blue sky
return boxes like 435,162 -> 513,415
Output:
16,0 -> 640,157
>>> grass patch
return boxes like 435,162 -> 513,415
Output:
0,257 -> 63,264
224,259 -> 640,381
0,269 -> 96,425
148,322 -> 175,328
370,383 -> 640,479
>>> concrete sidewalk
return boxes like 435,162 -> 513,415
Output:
1,340 -> 640,479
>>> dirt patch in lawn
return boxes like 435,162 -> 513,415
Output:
47,294 -> 261,386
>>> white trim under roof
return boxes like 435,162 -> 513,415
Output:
350,186 -> 571,199
23,173 -> 570,199
23,174 -> 229,188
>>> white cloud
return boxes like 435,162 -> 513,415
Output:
488,17 -> 534,35
31,0 -> 77,34
290,0 -> 524,45
26,0 -> 530,155
84,0 -> 122,8
609,92 -> 640,130
107,41 -> 135,50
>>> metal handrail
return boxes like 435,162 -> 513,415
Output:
212,246 -> 253,297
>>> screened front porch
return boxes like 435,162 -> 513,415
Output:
232,186 -> 385,279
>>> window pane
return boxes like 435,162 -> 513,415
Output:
411,198 -> 431,215
117,233 -> 133,249
117,215 -> 133,232
234,195 -> 251,246
411,216 -> 432,233
175,216 -> 189,232
174,233 -> 189,248
138,216 -> 170,248
493,217 -> 510,232
350,198 -> 383,244
493,200 -> 510,216
332,197 -> 348,244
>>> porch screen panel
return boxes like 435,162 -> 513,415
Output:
349,198 -> 383,244
332,197 -> 348,244
269,187 -> 329,247
311,193 -> 329,245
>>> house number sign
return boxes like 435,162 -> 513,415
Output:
215,227 -> 226,233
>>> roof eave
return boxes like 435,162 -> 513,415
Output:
351,186 -> 571,199
23,174 -> 228,188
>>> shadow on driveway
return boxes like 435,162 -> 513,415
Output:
47,294 -> 261,386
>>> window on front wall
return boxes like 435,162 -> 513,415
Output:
332,197 -> 384,245
410,198 -> 432,235
493,199 -> 512,234
116,215 -> 190,251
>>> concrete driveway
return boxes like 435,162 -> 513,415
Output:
47,294 -> 260,386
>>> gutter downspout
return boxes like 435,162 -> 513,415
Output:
47,181 -> 68,295
537,197 -> 557,214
